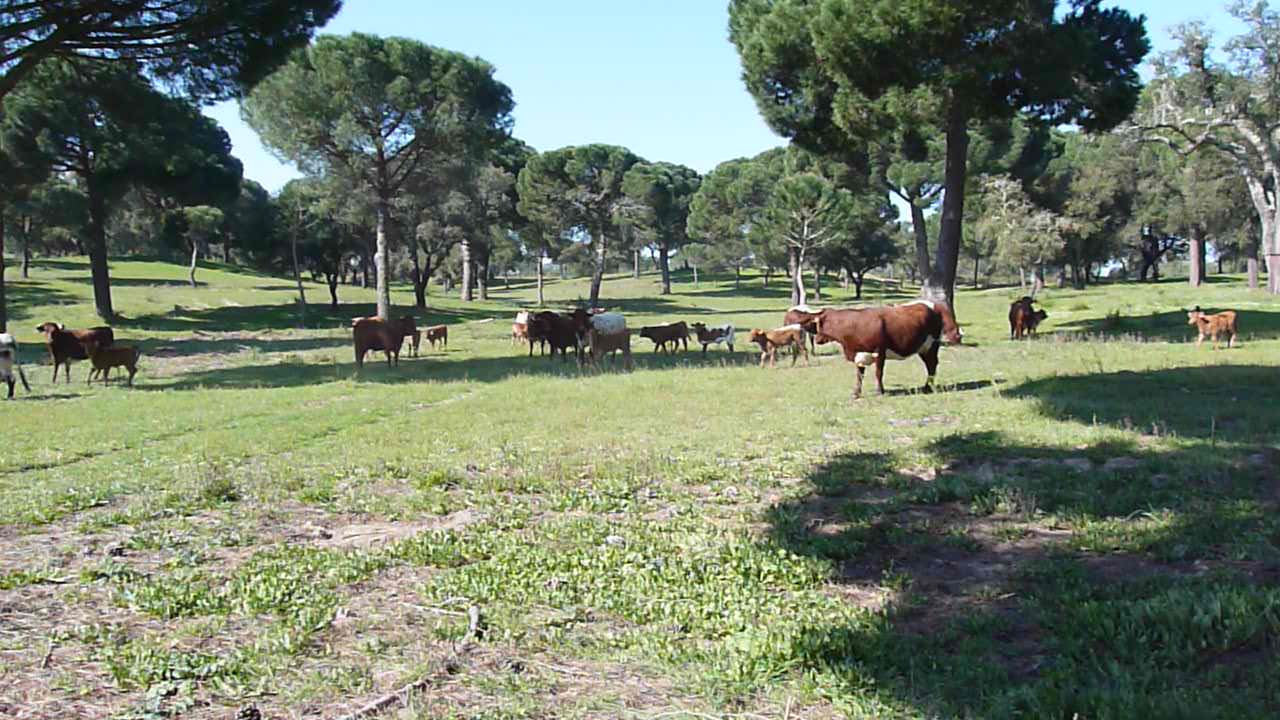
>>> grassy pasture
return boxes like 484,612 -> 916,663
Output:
1,257 -> 1278,719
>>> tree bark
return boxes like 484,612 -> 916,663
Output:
633,248 -> 640,279
188,242 -> 199,288
853,272 -> 864,300
790,248 -> 806,305
589,224 -> 606,306
289,218 -> 308,327
909,200 -> 932,280
734,263 -> 741,289
86,185 -> 114,320
659,244 -> 671,294
693,264 -> 698,287
0,209 -> 6,333
1189,228 -> 1205,287
536,250 -> 545,306
814,264 -> 822,300
460,237 -> 474,301
927,102 -> 970,309
328,273 -> 339,309
21,216 -> 30,279
1248,240 -> 1260,289
478,255 -> 489,300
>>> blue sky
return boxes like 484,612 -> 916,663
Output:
205,1 -> 1246,193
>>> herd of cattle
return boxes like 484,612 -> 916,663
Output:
0,295 -> 1242,400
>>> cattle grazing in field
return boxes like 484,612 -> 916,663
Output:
574,310 -> 632,370
425,324 -> 448,350
784,304 -> 822,354
1187,306 -> 1238,349
0,334 -> 31,399
35,322 -> 115,383
87,343 -> 140,386
1008,297 -> 1047,339
638,321 -> 689,354
689,322 -> 735,354
395,316 -> 421,357
749,325 -> 809,368
351,316 -> 406,369
527,310 -> 582,362
813,299 -> 963,400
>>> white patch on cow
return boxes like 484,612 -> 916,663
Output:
904,299 -> 936,311
919,334 -> 936,353
853,351 -> 878,367
515,311 -> 529,324
789,304 -> 816,313
779,323 -> 804,332
0,334 -> 16,381
590,312 -> 627,335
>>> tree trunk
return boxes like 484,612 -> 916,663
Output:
222,241 -> 231,264
0,209 -> 6,333
633,248 -> 640,279
536,250 -> 545,306
188,242 -> 199,288
1189,228 -> 1205,287
361,252 -> 371,289
589,224 -> 607,306
1033,264 -> 1045,297
763,267 -> 771,288
841,267 -> 850,290
86,186 -> 114,320
734,264 -> 741,289
1248,240 -> 1260,289
21,216 -> 30,279
460,237 -> 474,301
1269,213 -> 1280,294
814,265 -> 822,300
909,200 -> 932,280
853,272 -> 864,300
289,221 -> 308,327
790,248 -> 806,305
409,242 -> 426,309
693,264 -> 698,287
478,255 -> 489,300
328,273 -> 339,309
927,102 -> 970,309
659,244 -> 671,294
973,253 -> 980,288
1019,267 -> 1027,290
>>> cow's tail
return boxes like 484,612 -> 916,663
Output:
16,365 -> 30,393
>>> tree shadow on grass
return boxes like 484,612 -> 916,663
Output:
1053,307 -> 1280,342
1006,364 -> 1280,444
113,302 -> 501,334
5,281 -> 83,324
765,425 -> 1280,717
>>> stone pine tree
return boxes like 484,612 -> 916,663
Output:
622,161 -> 701,295
0,144 -> 51,333
516,144 -> 640,306
686,157 -> 761,289
729,0 -> 1149,309
0,1 -> 342,101
2,60 -> 241,320
244,34 -> 514,320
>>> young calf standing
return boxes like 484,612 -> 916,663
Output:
0,334 -> 31,399
35,322 -> 114,383
1188,306 -> 1238,349
87,344 -> 141,386
748,325 -> 809,368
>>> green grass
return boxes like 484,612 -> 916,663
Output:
1,257 -> 1279,719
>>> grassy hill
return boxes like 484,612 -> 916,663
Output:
1,258 -> 1278,719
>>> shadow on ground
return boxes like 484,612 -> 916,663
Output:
1054,307 -> 1280,342
762,365 -> 1280,717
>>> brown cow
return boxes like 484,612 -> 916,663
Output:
1009,297 -> 1047,339
814,299 -> 964,399
395,316 -> 421,357
527,311 -> 581,362
425,324 -> 448,349
638,321 -> 689,353
1188,306 -> 1238,349
749,325 -> 809,368
784,304 -> 822,354
35,322 -> 115,383
351,316 -> 405,369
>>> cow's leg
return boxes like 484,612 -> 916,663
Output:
853,365 -> 865,400
51,360 -> 59,384
6,378 -> 13,399
727,343 -> 734,353
701,343 -> 708,356
920,346 -> 939,393
874,353 -> 887,395
64,362 -> 71,384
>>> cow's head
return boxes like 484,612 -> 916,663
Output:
936,303 -> 964,345
35,322 -> 63,337
1187,306 -> 1205,325
1028,309 -> 1048,328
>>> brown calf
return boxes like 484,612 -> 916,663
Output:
784,305 -> 821,354
689,322 -> 735,354
1188,306 -> 1238,349
351,316 -> 406,369
395,316 -> 421,357
749,325 -> 809,368
88,344 -> 140,386
425,324 -> 448,349
35,322 -> 115,383
1009,297 -> 1048,340
638,321 -> 689,353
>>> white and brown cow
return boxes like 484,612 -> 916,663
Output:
689,322 -> 735,354
0,333 -> 32,399
814,299 -> 964,399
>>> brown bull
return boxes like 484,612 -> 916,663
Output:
814,300 -> 964,400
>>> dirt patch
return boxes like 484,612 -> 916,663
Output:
316,509 -> 484,549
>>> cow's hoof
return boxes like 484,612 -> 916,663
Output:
920,385 -> 935,394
